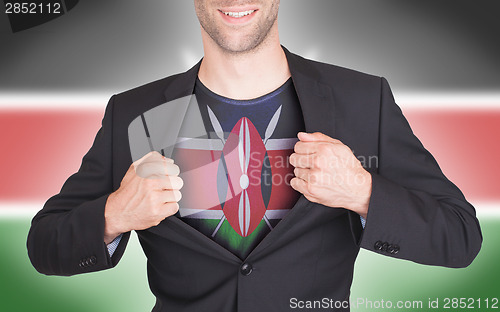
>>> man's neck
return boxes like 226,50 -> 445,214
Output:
198,28 -> 291,100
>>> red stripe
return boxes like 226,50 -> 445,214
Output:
1,109 -> 499,202
404,109 -> 500,201
0,111 -> 103,201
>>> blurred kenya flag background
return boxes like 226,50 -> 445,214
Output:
1,1 -> 499,311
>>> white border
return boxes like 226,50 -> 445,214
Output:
0,93 -> 111,110
1,201 -> 499,218
0,92 -> 499,110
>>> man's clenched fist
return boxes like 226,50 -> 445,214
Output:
289,132 -> 371,219
104,151 -> 184,244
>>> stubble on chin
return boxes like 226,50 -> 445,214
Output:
195,1 -> 280,55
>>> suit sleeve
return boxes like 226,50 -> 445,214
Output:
357,77 -> 482,268
27,96 -> 131,276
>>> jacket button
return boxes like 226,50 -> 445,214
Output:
393,245 -> 400,254
240,263 -> 253,276
89,256 -> 97,265
374,241 -> 383,250
381,242 -> 388,252
79,259 -> 87,268
387,244 -> 395,254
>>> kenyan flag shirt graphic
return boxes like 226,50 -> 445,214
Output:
172,77 -> 305,260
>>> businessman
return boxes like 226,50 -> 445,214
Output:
27,1 -> 482,311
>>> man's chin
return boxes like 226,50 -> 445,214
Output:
216,36 -> 267,55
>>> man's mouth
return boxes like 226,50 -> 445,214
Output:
219,9 -> 257,18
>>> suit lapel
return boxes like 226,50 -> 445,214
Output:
284,47 -> 336,136
128,61 -> 202,162
163,60 -> 201,103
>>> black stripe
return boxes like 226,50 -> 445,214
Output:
140,114 -> 151,138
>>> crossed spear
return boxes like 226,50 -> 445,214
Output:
208,105 -> 283,237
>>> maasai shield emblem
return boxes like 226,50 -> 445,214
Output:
218,117 -> 267,237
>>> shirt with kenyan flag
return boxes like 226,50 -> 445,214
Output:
172,77 -> 306,260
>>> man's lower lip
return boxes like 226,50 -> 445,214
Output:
218,10 -> 258,24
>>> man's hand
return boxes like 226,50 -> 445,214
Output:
289,132 -> 371,218
104,151 -> 183,244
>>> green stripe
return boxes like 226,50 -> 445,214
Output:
2,217 -> 497,311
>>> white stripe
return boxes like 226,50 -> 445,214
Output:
178,207 -> 292,220
179,208 -> 223,219
265,209 -> 291,220
238,191 -> 244,233
1,93 -> 499,110
175,138 -> 224,150
0,93 -> 110,110
244,119 -> 250,173
0,202 -> 42,217
395,92 -> 500,110
176,137 -> 296,151
238,121 -> 245,173
265,138 -> 298,150
1,201 -> 499,219
470,202 -> 500,217
245,191 -> 250,236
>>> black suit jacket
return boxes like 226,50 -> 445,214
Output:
27,47 -> 482,312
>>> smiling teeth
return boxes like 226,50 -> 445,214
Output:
222,10 -> 255,18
